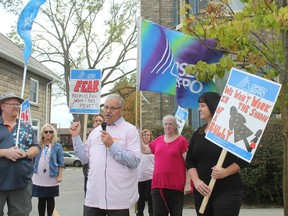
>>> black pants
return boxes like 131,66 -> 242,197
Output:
84,206 -> 129,216
137,180 -> 153,216
151,188 -> 184,216
194,191 -> 242,216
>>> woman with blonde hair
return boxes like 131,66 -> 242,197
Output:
91,113 -> 104,128
141,115 -> 190,216
32,124 -> 64,216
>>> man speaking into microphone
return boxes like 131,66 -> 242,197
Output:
70,94 -> 141,216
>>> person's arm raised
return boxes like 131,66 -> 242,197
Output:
141,139 -> 152,154
70,121 -> 81,137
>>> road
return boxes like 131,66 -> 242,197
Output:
5,167 -> 283,216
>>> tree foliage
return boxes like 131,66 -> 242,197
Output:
1,0 -> 138,106
182,0 -> 288,214
109,73 -> 139,126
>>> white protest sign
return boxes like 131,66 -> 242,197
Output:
175,106 -> 188,134
20,99 -> 32,124
205,67 -> 281,163
69,69 -> 102,114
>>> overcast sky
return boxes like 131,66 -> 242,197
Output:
0,6 -> 74,128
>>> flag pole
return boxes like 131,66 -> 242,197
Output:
15,64 -> 28,148
20,64 -> 27,98
136,18 -> 142,131
135,89 -> 138,128
16,0 -> 47,148
139,91 -> 142,132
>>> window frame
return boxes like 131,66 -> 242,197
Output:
30,78 -> 39,105
31,118 -> 40,139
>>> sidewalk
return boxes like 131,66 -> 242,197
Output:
181,208 -> 283,216
25,167 -> 283,216
136,207 -> 284,216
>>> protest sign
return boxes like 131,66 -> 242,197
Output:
175,106 -> 188,134
199,67 -> 282,214
20,99 -> 32,124
205,67 -> 281,162
69,69 -> 102,114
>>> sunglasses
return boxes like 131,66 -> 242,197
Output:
44,131 -> 53,134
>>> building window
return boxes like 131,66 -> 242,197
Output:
188,0 -> 210,15
30,78 -> 39,104
173,0 -> 181,27
173,0 -> 210,28
32,119 -> 40,139
230,0 -> 245,12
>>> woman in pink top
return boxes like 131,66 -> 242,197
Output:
141,115 -> 191,216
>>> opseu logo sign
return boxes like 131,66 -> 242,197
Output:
235,75 -> 268,98
175,62 -> 203,94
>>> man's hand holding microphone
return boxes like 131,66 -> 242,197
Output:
100,122 -> 114,148
70,121 -> 113,147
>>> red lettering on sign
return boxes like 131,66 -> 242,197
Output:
74,80 -> 99,92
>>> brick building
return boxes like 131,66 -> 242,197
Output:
0,33 -> 61,138
140,0 -> 177,129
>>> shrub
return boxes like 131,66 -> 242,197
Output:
240,119 -> 284,206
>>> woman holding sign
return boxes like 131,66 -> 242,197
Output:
186,92 -> 248,216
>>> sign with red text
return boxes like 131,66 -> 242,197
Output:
69,69 -> 102,114
20,99 -> 32,124
205,68 -> 281,162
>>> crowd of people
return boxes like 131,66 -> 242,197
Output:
0,91 -> 249,216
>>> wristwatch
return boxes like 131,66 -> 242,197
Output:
24,150 -> 29,158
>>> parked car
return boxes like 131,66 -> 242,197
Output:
67,151 -> 77,157
63,151 -> 82,167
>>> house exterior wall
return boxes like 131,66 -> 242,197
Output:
141,0 -> 175,27
0,57 -> 52,131
140,0 -> 176,129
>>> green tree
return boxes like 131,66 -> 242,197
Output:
1,0 -> 138,108
109,73 -> 139,126
183,0 -> 287,214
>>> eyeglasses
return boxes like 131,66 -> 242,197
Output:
3,103 -> 21,107
44,131 -> 53,134
103,106 -> 122,111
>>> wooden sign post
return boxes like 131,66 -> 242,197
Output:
83,114 -> 88,142
199,149 -> 228,214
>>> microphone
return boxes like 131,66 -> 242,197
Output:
101,122 -> 107,131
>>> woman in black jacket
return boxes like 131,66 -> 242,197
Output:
186,92 -> 248,216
